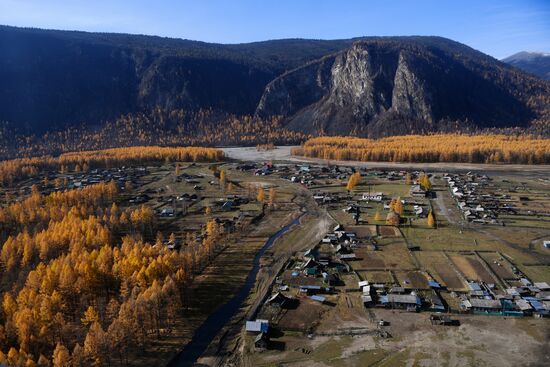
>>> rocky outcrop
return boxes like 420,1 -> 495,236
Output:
256,39 -> 549,137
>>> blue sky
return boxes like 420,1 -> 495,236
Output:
0,0 -> 548,58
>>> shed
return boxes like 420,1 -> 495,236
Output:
310,295 -> 326,303
246,320 -> 269,333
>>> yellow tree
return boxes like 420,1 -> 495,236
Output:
394,197 -> 404,216
268,188 -> 276,208
405,173 -> 412,185
374,211 -> 382,221
84,322 -> 107,367
52,343 -> 71,367
257,187 -> 265,203
346,172 -> 361,191
427,210 -> 436,228
419,174 -> 432,191
385,211 -> 400,226
219,169 -> 226,190
81,306 -> 100,327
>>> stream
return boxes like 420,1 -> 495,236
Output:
167,214 -> 303,367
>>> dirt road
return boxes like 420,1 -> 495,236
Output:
222,146 -> 550,177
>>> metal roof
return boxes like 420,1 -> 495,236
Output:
310,295 -> 326,303
246,320 -> 269,333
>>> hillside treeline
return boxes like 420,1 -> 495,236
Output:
0,110 -> 308,161
291,135 -> 550,164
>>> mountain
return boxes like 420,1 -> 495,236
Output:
0,25 -> 356,133
0,26 -> 549,141
257,38 -> 550,136
502,51 -> 550,80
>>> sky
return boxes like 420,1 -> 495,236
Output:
0,0 -> 549,59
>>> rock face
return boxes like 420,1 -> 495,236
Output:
256,39 -> 550,137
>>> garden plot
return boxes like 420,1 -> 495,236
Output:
276,297 -> 330,332
416,251 -> 466,290
347,225 -> 377,238
395,270 -> 430,289
449,254 -> 497,284
357,271 -> 394,284
479,252 -> 518,280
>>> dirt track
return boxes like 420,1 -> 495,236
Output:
222,146 -> 550,177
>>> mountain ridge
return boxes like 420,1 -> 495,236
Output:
502,51 -> 550,80
0,25 -> 549,141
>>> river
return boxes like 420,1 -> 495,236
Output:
167,214 -> 303,367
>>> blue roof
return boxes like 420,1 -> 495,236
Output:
428,281 -> 441,288
527,299 -> 544,311
379,295 -> 389,304
468,282 -> 482,291
310,295 -> 326,303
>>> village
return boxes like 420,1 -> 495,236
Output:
235,161 -> 550,366
2,153 -> 549,367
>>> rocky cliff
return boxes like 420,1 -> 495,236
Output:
257,38 -> 550,137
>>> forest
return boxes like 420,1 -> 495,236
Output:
291,134 -> 550,164
0,146 -> 232,366
0,110 -> 307,160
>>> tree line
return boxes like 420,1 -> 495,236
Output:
291,134 -> 550,164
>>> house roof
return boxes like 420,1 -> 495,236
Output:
387,294 -> 421,305
466,299 -> 502,309
310,295 -> 326,303
246,320 -> 269,333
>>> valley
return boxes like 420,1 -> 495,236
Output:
1,6 -> 550,366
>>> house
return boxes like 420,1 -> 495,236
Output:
221,200 -> 235,211
462,299 -> 502,313
413,206 -> 424,217
362,192 -> 384,202
246,319 -> 269,333
254,332 -> 269,351
159,208 -> 175,217
299,285 -> 330,295
390,286 -> 405,294
310,295 -> 326,303
430,291 -> 445,311
410,185 -> 426,197
515,299 -> 533,315
265,292 -> 290,308
361,294 -> 374,305
386,294 -> 422,311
